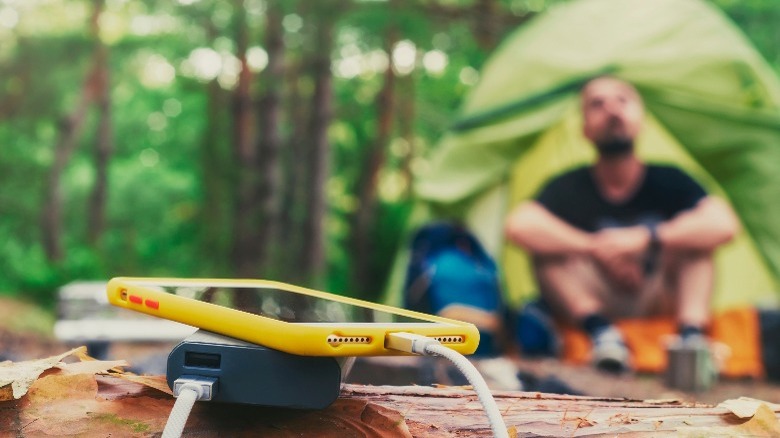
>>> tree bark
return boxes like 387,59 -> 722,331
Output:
4,369 -> 774,438
255,0 -> 285,277
200,78 -> 232,274
198,14 -> 233,275
41,0 -> 105,262
397,74 -> 416,197
412,0 -> 531,52
87,36 -> 112,247
278,58 -> 307,283
41,101 -> 92,262
300,3 -> 340,288
472,0 -> 501,51
229,0 -> 260,277
349,25 -> 398,297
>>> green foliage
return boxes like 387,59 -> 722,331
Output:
0,0 -> 777,306
712,0 -> 780,69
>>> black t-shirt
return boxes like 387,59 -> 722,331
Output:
536,165 -> 707,232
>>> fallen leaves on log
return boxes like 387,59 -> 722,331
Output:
0,347 -> 86,400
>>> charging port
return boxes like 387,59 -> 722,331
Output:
185,352 -> 221,369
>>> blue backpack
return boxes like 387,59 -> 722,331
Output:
403,222 -> 560,358
403,222 -> 502,325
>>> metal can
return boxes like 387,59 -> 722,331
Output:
664,337 -> 717,392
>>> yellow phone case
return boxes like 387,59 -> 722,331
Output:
106,277 -> 480,357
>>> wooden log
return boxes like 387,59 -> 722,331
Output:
342,384 -> 780,436
2,371 -> 780,437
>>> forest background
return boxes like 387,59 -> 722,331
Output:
1,0 -> 778,307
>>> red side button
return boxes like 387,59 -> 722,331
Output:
129,295 -> 143,304
145,299 -> 159,310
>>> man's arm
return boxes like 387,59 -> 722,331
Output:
591,196 -> 739,260
506,201 -> 648,289
656,196 -> 739,251
504,201 -> 593,255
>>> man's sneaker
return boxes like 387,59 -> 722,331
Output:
591,326 -> 631,373
679,331 -> 708,348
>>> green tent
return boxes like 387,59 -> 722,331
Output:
388,0 -> 780,311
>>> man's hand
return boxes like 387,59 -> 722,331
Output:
590,226 -> 652,292
592,226 -> 652,260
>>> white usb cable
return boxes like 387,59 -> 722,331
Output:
386,332 -> 510,438
162,376 -> 218,438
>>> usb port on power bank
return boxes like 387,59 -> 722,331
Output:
185,351 -> 221,369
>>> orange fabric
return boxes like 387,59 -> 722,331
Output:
558,307 -> 764,378
710,307 -> 764,378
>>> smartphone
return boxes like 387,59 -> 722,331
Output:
106,277 -> 480,356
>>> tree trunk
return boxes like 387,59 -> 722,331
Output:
278,59 -> 307,283
397,74 -> 416,197
200,77 -> 232,274
41,99 -> 92,262
87,41 -> 112,247
229,0 -> 260,277
255,0 -> 285,277
413,0 -> 530,53
41,0 -> 105,262
472,0 -> 500,51
198,14 -> 233,276
349,25 -> 398,297
300,3 -> 339,288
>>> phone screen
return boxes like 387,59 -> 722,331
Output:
126,280 -> 443,325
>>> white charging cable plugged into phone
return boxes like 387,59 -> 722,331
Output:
386,332 -> 511,438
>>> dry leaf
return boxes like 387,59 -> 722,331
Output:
14,372 -> 164,436
0,347 -> 85,400
0,346 -> 174,402
718,397 -> 780,419
685,403 -> 780,437
114,373 -> 173,395
56,359 -> 129,375
27,373 -> 99,403
734,404 -> 780,436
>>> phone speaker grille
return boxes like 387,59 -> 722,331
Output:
327,335 -> 372,345
432,335 -> 465,344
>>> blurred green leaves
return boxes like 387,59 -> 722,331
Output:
0,0 -> 776,305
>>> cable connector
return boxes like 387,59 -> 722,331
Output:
385,332 -> 510,438
173,375 -> 218,401
164,376 -> 220,438
385,332 -> 442,355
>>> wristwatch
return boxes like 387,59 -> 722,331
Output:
646,223 -> 661,251
643,223 -> 661,274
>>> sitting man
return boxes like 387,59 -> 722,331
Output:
504,76 -> 740,372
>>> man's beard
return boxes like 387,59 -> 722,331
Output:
596,137 -> 634,157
